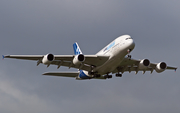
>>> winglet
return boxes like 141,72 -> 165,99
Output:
73,42 -> 83,55
2,55 -> 4,60
175,68 -> 177,72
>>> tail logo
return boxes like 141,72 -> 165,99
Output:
73,42 -> 83,55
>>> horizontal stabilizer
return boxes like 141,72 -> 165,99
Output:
42,72 -> 79,78
43,72 -> 106,80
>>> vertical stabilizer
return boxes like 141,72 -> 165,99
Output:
73,42 -> 83,55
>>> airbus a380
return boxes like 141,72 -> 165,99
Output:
3,35 -> 177,80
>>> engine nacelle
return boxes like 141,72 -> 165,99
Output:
42,54 -> 54,64
155,62 -> 167,73
139,59 -> 150,69
73,54 -> 85,65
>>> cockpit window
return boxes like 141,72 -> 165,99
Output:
125,37 -> 132,40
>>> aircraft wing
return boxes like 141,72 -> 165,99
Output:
112,57 -> 177,74
3,55 -> 109,71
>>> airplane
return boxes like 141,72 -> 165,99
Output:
3,35 -> 177,80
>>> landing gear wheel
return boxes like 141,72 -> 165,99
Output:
116,74 -> 122,77
94,74 -> 101,78
128,55 -> 131,59
119,74 -> 122,77
104,75 -> 112,79
127,49 -> 132,60
108,75 -> 112,78
88,71 -> 94,75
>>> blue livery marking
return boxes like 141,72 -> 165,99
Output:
104,41 -> 115,51
73,43 -> 82,55
2,55 -> 4,60
79,70 -> 90,79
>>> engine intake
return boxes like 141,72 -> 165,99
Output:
78,54 -> 84,62
139,59 -> 150,69
42,54 -> 54,64
73,54 -> 85,65
155,62 -> 167,73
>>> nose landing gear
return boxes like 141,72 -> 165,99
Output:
127,49 -> 132,59
127,55 -> 131,59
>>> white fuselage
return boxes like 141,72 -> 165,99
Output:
94,35 -> 135,75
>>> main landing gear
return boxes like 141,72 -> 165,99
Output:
116,73 -> 122,77
94,74 -> 101,78
88,71 -> 101,78
88,65 -> 101,78
116,67 -> 122,77
104,74 -> 112,79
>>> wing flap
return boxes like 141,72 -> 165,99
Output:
50,61 -> 91,71
112,66 -> 153,74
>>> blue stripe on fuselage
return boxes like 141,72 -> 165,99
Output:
79,70 -> 90,79
106,41 -> 115,51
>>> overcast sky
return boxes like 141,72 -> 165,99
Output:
0,0 -> 180,113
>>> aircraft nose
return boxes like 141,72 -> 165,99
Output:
131,40 -> 135,48
128,39 -> 135,50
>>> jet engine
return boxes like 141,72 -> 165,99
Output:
155,62 -> 167,73
139,59 -> 150,69
42,54 -> 54,64
73,54 -> 85,65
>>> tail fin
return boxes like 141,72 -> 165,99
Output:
73,42 -> 83,55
